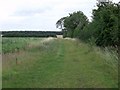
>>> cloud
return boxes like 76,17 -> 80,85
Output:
13,7 -> 52,16
0,0 -> 119,31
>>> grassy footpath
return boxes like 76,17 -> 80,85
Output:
2,38 -> 118,88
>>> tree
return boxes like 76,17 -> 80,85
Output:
56,17 -> 67,38
56,11 -> 88,38
56,17 -> 66,29
91,2 -> 119,47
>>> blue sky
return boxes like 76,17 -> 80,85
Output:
0,0 -> 119,31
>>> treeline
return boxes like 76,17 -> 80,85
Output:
2,31 -> 63,37
56,1 -> 119,48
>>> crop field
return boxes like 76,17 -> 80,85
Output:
2,37 -> 118,88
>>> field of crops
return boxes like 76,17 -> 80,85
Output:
2,37 -> 43,53
2,37 -> 118,88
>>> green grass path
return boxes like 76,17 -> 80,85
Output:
2,38 -> 118,88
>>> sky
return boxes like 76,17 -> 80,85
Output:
0,0 -> 119,31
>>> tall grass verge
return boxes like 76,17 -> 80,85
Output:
87,38 -> 118,75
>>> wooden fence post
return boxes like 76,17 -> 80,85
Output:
16,57 -> 18,65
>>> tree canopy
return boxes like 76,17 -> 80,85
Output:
56,11 -> 88,38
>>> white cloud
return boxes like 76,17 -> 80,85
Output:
0,0 -> 119,31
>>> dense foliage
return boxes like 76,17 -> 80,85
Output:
91,2 -> 119,47
56,2 -> 119,48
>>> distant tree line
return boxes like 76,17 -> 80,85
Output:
2,31 -> 63,37
56,1 -> 119,48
